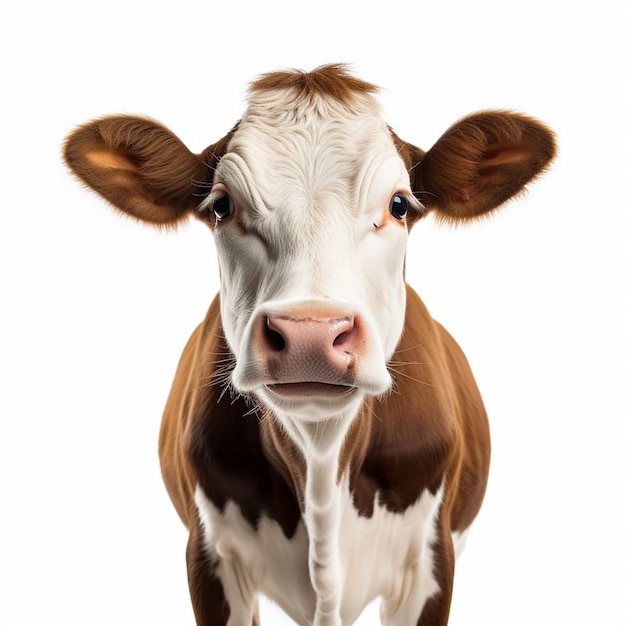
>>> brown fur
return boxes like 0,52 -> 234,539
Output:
63,116 -> 237,226
250,63 -> 378,109
63,65 -> 556,625
390,111 -> 556,224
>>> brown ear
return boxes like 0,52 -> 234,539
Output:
396,111 -> 556,223
63,116 -> 235,226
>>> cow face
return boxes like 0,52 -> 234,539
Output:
201,87 -> 421,419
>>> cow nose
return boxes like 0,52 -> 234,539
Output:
258,312 -> 362,384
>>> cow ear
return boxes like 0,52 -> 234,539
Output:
402,111 -> 556,223
63,116 -> 233,226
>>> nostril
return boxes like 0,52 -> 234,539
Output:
333,330 -> 351,348
264,316 -> 286,352
332,317 -> 357,350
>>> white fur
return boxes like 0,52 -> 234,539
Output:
203,86 -> 415,415
194,478 -> 445,626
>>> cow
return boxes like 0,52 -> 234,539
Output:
64,64 -> 556,626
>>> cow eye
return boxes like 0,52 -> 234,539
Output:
213,194 -> 235,221
389,193 -> 409,220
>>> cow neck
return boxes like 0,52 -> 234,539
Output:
260,405 -> 371,623
259,402 -> 373,509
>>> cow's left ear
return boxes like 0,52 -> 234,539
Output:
64,116 -> 236,226
398,111 -> 556,223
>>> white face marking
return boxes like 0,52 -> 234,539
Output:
194,480 -> 444,626
202,88 -> 418,420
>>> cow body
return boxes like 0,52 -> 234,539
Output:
64,65 -> 556,625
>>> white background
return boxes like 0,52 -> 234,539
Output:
1,1 -> 624,625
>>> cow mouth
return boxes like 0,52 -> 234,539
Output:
266,382 -> 356,398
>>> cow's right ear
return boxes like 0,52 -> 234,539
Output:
63,116 -> 234,227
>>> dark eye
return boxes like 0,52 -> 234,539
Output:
389,193 -> 409,220
213,194 -> 235,221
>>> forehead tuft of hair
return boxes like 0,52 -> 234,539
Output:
249,64 -> 379,108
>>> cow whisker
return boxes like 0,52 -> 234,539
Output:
387,359 -> 430,368
390,342 -> 425,354
387,365 -> 435,388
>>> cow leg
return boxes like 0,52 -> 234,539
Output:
186,524 -> 260,626
381,531 -> 455,626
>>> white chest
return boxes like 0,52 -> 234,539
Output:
194,480 -> 445,626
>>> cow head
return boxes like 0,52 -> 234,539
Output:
64,65 -> 555,422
